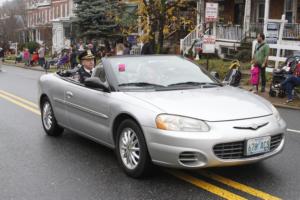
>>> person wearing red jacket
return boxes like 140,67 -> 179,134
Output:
30,51 -> 39,66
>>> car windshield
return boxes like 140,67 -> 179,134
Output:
109,56 -> 219,90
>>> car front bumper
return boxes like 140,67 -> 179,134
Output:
143,115 -> 286,169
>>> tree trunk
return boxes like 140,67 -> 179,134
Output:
157,2 -> 166,54
157,15 -> 165,54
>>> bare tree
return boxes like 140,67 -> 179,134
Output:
0,0 -> 27,46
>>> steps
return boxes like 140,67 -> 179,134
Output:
180,24 -> 203,55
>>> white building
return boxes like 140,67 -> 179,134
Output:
181,0 -> 300,58
25,0 -> 75,53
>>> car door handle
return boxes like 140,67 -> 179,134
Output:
66,91 -> 73,98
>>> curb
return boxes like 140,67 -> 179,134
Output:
240,86 -> 300,111
273,103 -> 300,110
4,62 -> 45,72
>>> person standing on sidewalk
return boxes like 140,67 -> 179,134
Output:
253,33 -> 270,92
250,64 -> 260,93
23,48 -> 30,67
38,44 -> 46,68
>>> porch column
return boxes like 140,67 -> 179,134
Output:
35,29 -> 39,43
197,0 -> 205,35
69,0 -> 74,17
263,0 -> 270,34
197,0 -> 200,26
52,21 -> 64,53
243,0 -> 251,36
293,0 -> 297,23
200,0 -> 205,24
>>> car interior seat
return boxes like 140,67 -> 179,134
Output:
92,65 -> 106,82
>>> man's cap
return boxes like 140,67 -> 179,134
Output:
79,50 -> 95,60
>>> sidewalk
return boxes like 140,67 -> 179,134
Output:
3,61 -> 300,110
241,85 -> 300,110
3,60 -> 52,72
241,69 -> 300,110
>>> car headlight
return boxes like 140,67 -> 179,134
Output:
156,114 -> 210,132
271,105 -> 281,121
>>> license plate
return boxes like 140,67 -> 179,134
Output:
246,136 -> 271,156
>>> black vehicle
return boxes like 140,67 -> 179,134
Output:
269,56 -> 300,98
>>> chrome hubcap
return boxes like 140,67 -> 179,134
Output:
119,128 -> 140,170
42,102 -> 53,130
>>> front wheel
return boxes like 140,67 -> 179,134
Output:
116,119 -> 152,178
41,98 -> 64,136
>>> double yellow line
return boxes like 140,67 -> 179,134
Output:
0,89 -> 40,115
0,89 -> 281,200
168,169 -> 281,200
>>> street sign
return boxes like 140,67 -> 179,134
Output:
205,3 -> 218,22
202,35 -> 216,54
266,22 -> 279,44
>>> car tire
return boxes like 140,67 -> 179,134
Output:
116,119 -> 152,178
41,98 -> 64,137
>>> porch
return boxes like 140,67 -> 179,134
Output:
180,0 -> 300,57
216,23 -> 300,41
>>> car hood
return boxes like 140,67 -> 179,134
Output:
124,86 -> 273,122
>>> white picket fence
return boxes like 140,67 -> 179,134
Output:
252,40 -> 300,69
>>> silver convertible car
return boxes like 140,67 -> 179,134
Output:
38,56 -> 287,178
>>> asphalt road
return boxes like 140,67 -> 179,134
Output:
1,65 -> 300,200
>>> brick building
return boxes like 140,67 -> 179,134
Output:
25,0 -> 75,53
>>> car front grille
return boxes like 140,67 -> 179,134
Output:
213,134 -> 283,159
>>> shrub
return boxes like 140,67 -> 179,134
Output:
235,49 -> 252,62
5,55 -> 17,60
196,59 -> 231,79
23,41 -> 40,54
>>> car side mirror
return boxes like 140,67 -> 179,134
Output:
84,77 -> 110,92
210,71 -> 220,80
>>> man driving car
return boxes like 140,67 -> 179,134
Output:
78,50 -> 95,83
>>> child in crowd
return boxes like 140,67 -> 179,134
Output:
23,48 -> 30,66
250,64 -> 260,93
15,51 -> 23,64
31,51 -> 39,66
